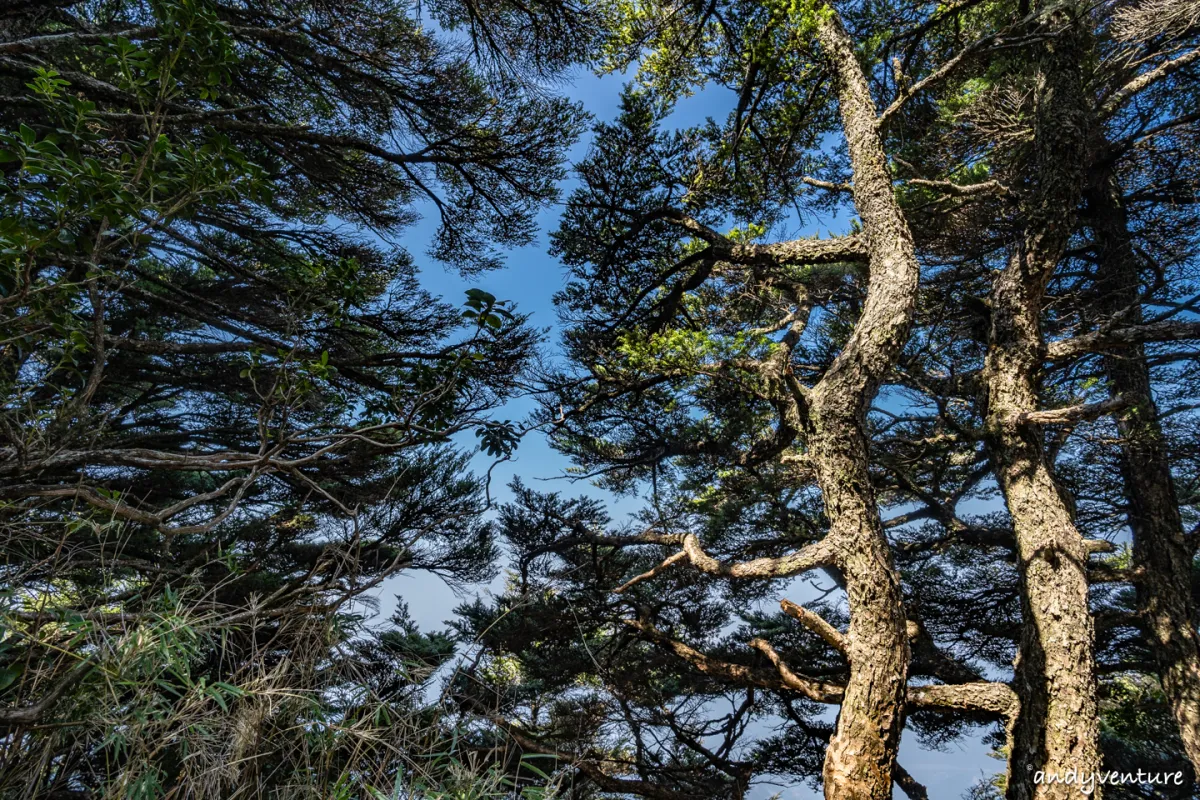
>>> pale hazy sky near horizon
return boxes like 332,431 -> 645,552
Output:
375,61 -> 1003,799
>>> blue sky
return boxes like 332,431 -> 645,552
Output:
379,62 -> 1002,799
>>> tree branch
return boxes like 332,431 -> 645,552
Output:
906,178 -> 1014,198
1045,320 -> 1200,360
681,534 -> 835,579
613,550 -> 689,593
0,660 -> 93,727
1011,394 -> 1131,425
893,762 -> 931,800
802,176 -> 852,193
748,637 -> 846,703
780,599 -> 848,656
613,535 -> 834,592
906,681 -> 1018,717
627,621 -> 1017,717
1100,45 -> 1200,117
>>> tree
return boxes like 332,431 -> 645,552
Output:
546,1 -> 932,790
455,0 -> 1013,793
872,0 -> 1200,791
1080,0 -> 1200,771
455,0 -> 1200,797
0,0 -> 585,795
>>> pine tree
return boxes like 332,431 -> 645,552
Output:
453,0 -> 1200,797
0,0 -> 585,795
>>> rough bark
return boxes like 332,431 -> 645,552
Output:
804,10 -> 921,799
1045,319 -> 1200,360
805,431 -> 910,800
609,9 -> 925,795
1087,171 -> 1200,775
984,9 -> 1101,798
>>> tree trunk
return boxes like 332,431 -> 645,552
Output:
989,358 -> 1101,799
1088,171 -> 1200,775
807,424 -> 910,800
983,8 -> 1101,798
808,9 -> 921,798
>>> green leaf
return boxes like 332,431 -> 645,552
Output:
0,665 -> 21,694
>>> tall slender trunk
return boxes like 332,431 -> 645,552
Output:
1088,171 -> 1200,774
807,425 -> 910,799
990,338 -> 1101,799
983,9 -> 1101,798
808,10 -> 920,798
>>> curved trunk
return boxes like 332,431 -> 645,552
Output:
809,10 -> 921,798
1088,172 -> 1200,775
